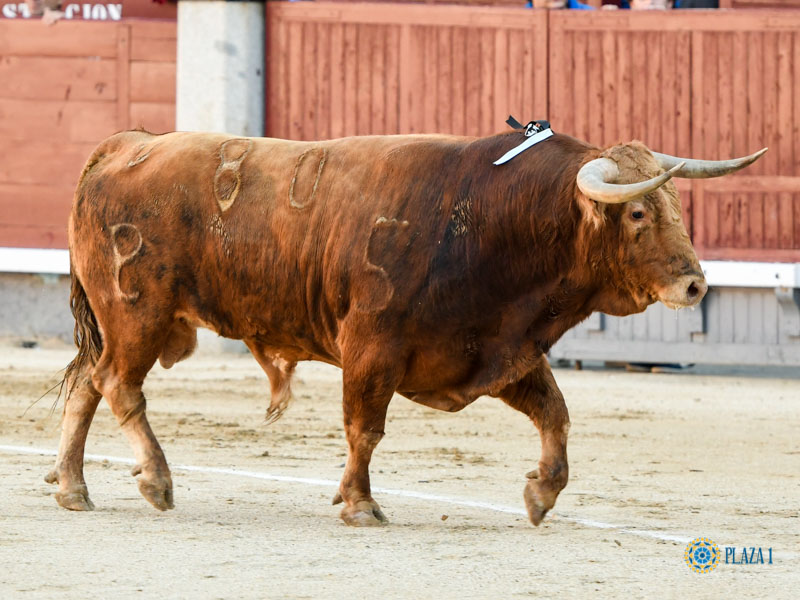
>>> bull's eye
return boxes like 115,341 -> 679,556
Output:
631,210 -> 645,220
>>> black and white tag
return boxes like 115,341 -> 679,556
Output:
493,115 -> 553,166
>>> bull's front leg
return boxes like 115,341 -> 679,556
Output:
498,355 -> 570,526
332,354 -> 402,527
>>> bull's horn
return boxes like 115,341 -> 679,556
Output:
651,148 -> 768,178
576,158 -> 685,204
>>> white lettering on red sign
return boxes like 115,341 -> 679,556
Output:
0,3 -> 122,19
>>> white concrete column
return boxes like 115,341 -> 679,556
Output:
177,1 -> 264,353
176,0 -> 265,136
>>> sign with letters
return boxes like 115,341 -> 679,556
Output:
0,0 -> 176,20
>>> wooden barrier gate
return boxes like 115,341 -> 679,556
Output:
0,19 -> 175,249
266,4 -> 548,140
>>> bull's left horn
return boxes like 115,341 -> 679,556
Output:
576,158 -> 685,204
652,148 -> 768,179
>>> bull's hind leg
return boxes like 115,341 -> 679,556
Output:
45,362 -> 102,510
498,355 -> 571,526
91,331 -> 174,511
333,355 -> 402,526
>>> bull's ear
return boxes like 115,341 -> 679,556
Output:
576,191 -> 607,229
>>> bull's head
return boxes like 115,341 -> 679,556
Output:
575,143 -> 766,314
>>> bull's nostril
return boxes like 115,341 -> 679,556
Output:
687,282 -> 700,301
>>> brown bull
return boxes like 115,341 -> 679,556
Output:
47,127 -> 765,526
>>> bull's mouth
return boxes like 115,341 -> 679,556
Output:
660,299 -> 695,310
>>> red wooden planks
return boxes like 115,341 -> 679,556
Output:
0,139 -> 97,187
0,20 -> 117,58
0,98 -> 117,142
0,19 -> 175,249
0,56 -> 117,102
317,22 -> 332,140
0,184 -> 73,227
129,102 -> 175,133
129,60 -> 176,103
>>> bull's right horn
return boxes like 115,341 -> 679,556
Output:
652,148 -> 768,178
576,158 -> 685,204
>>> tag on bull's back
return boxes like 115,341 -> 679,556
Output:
493,115 -> 554,166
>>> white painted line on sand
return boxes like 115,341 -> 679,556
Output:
0,444 -> 691,544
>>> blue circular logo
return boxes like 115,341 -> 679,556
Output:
685,537 -> 720,573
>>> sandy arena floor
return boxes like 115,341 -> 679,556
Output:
0,344 -> 798,599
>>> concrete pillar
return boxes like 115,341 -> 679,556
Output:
177,1 -> 265,353
176,0 -> 265,137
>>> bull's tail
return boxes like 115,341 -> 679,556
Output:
60,266 -> 103,402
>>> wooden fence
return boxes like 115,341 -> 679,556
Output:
266,4 -> 548,140
0,19 -> 175,249
266,4 -> 800,263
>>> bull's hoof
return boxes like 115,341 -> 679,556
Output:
136,476 -> 174,511
56,488 -> 95,511
46,470 -> 95,511
340,500 -> 388,527
523,479 -> 552,527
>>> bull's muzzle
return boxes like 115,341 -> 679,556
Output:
658,273 -> 708,309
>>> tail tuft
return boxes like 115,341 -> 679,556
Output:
59,267 -> 103,404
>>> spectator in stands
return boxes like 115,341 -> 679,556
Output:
25,0 -> 64,23
530,0 -> 717,8
604,0 -> 671,7
630,0 -> 671,7
674,0 -> 719,7
530,0 -> 595,8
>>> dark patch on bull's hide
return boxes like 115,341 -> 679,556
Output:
334,270 -> 351,318
155,263 -> 167,281
464,329 -> 481,357
180,205 -> 196,228
170,273 -> 186,298
288,147 -> 327,209
89,176 -> 106,199
446,195 -> 474,238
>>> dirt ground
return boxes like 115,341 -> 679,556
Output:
0,343 -> 798,599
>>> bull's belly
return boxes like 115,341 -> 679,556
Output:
177,302 -> 340,364
397,335 -> 543,406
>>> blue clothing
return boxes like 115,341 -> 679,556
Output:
525,1 -> 595,8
